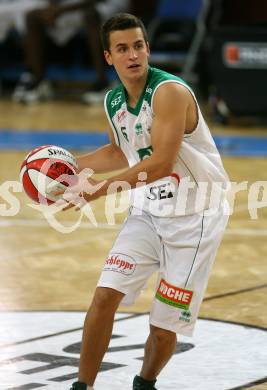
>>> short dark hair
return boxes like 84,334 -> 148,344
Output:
101,13 -> 148,51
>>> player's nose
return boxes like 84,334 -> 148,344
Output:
129,47 -> 138,60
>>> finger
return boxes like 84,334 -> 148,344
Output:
74,197 -> 87,211
62,202 -> 76,211
63,191 -> 80,202
53,190 -> 65,196
53,184 -> 79,197
54,198 -> 68,208
62,194 -> 85,211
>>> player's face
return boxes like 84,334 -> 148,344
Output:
104,27 -> 150,82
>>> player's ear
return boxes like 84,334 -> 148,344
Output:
104,50 -> 113,66
146,41 -> 150,56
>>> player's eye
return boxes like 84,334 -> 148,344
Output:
135,42 -> 144,50
118,46 -> 127,53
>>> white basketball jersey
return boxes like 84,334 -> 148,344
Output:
104,67 -> 229,216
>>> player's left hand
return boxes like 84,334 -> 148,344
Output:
54,175 -> 107,211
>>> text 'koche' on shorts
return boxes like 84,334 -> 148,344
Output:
97,204 -> 229,337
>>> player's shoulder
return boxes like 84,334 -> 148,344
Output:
146,67 -> 194,105
148,66 -> 189,90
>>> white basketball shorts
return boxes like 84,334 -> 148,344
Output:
97,205 -> 229,336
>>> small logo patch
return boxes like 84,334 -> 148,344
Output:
135,123 -> 143,136
104,254 -> 136,275
179,310 -> 192,323
156,279 -> 193,310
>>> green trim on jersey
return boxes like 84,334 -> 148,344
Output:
105,67 -> 191,148
105,67 -> 189,118
105,89 -> 122,146
145,67 -> 190,107
106,87 -> 124,121
126,68 -> 152,115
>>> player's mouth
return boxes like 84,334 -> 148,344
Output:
128,64 -> 141,69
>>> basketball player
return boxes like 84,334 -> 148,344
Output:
64,13 -> 229,390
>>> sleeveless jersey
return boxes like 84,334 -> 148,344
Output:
104,67 -> 229,217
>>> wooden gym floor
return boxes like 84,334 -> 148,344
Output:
0,99 -> 266,389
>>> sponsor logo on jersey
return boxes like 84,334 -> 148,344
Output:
147,183 -> 174,200
117,109 -> 126,123
111,93 -> 122,108
104,254 -> 136,275
156,279 -> 193,310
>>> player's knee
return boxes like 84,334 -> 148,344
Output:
91,287 -> 124,313
150,325 -> 177,347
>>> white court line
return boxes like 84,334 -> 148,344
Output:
225,228 -> 267,236
0,218 -> 119,229
0,218 -> 267,237
0,231 -> 116,262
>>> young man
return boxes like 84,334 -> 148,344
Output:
66,13 -> 229,390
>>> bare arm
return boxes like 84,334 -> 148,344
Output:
76,128 -> 129,173
95,83 -> 194,196
60,83 -> 196,209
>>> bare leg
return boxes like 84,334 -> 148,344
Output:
78,287 -> 124,386
140,325 -> 177,381
24,9 -> 46,81
84,7 -> 108,86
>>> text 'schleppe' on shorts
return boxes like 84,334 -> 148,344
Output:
103,253 -> 137,276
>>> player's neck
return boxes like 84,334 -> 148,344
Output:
124,69 -> 148,108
